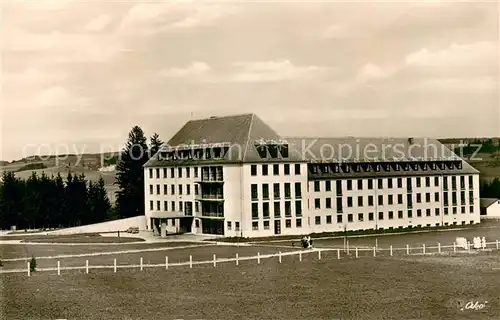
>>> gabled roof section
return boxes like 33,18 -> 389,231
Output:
480,198 -> 499,209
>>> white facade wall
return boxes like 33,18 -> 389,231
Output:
242,162 -> 309,238
144,163 -> 481,238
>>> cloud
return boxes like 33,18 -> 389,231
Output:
13,0 -> 76,11
414,77 -> 498,92
4,68 -> 67,84
405,42 -> 497,67
158,62 -> 212,78
84,14 -> 112,32
357,63 -> 398,82
119,2 -> 238,34
33,86 -> 91,111
319,24 -> 367,39
229,60 -> 326,82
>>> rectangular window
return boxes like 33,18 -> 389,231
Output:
325,198 -> 332,209
262,184 -> 269,200
178,185 -> 183,195
347,180 -> 352,190
388,211 -> 394,220
378,195 -> 383,206
426,209 -> 431,217
397,178 -> 402,188
357,179 -> 363,190
398,210 -> 403,219
435,208 -> 440,216
468,175 -> 473,189
149,169 -> 153,179
295,182 -> 302,198
388,195 -> 393,205
416,193 -> 421,203
325,181 -> 331,192
314,181 -> 320,192
347,197 -> 353,207
315,198 -> 321,209
435,192 -> 439,202
416,177 -> 421,188
195,202 -> 199,213
164,201 -> 168,211
262,165 -> 268,176
417,209 -> 422,217
179,202 -> 183,212
284,164 -> 290,175
379,212 -> 384,220
358,196 -> 363,207
273,164 -> 279,176
336,180 -> 342,195
273,183 -> 280,199
163,168 -> 167,179
425,193 -> 430,203
285,201 -> 291,217
156,184 -> 160,195
251,165 -> 257,176
251,203 -> 259,220
285,219 -> 292,228
337,215 -> 343,223
178,167 -> 182,178
194,167 -> 198,178
171,168 -> 175,178
251,184 -> 258,200
264,221 -> 270,230
348,214 -> 353,222
336,197 -> 343,213
295,164 -> 301,175
368,196 -> 374,206
171,201 -> 175,211
186,168 -> 190,178
164,184 -> 168,195
378,179 -> 383,189
368,179 -> 373,190
408,210 -> 412,218
235,222 -> 240,231
388,179 -> 393,189
149,201 -> 153,210
315,216 -> 321,225
171,184 -> 175,195
263,202 -> 270,219
425,177 -> 430,187
186,185 -> 191,195
369,212 -> 374,221
358,213 -> 364,222
295,200 -> 302,216
296,218 -> 302,228
398,194 -> 403,204
149,185 -> 153,195
435,176 -> 439,187
326,215 -> 332,224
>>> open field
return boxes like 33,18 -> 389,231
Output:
0,233 -> 143,243
0,241 -> 207,260
2,250 -> 500,319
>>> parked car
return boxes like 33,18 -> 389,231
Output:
126,227 -> 139,234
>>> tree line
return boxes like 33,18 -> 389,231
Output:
480,178 -> 500,199
0,127 -> 164,230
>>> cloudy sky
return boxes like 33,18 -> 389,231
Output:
2,0 -> 499,161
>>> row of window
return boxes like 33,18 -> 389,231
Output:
250,163 -> 301,176
250,218 -> 302,230
312,175 -> 474,193
227,221 -> 240,231
149,200 -> 198,213
251,200 -> 302,219
149,184 -> 199,196
251,183 -> 301,201
148,167 -> 198,180
314,206 -> 475,225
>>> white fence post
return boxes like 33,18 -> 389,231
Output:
57,261 -> 60,275
355,247 -> 358,258
373,247 -> 376,257
279,252 -> 282,263
257,252 -> 260,264
140,257 -> 143,271
406,244 -> 410,255
496,240 -> 499,250
86,260 -> 89,274
165,256 -> 169,270
299,251 -> 302,262
189,255 -> 193,268
390,245 -> 393,257
423,244 -> 426,255
337,248 -> 340,259
213,254 -> 216,267
318,250 -> 321,260
438,243 -> 441,254
27,262 -> 30,277
235,253 -> 239,266
114,258 -> 117,273
453,242 -> 456,253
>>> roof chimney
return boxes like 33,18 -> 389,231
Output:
408,137 -> 413,144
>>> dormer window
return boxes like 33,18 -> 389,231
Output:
403,163 -> 409,171
383,163 -> 390,171
422,163 -> 428,171
431,163 -> 436,170
279,144 -> 289,158
457,162 -> 462,169
411,163 -> 419,171
311,165 -> 319,174
394,164 -> 400,171
353,164 -> 360,172
268,144 -> 278,158
333,164 -> 340,173
255,143 -> 267,158
374,164 -> 380,172
322,165 -> 329,173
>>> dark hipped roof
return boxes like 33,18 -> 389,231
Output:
144,113 -> 304,166
480,198 -> 499,209
144,114 -> 479,175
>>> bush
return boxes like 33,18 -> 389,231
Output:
30,255 -> 37,272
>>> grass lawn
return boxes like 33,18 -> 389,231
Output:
2,251 -> 499,320
0,233 -> 144,243
0,242 -> 210,260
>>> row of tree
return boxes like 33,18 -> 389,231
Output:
480,178 -> 500,199
0,127 -> 164,230
0,172 -> 111,230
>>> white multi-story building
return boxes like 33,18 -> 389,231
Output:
143,113 -> 481,238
